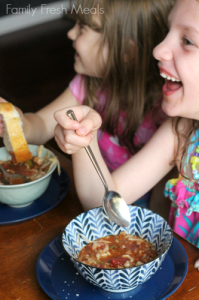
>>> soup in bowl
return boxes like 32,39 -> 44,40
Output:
0,145 -> 60,207
62,206 -> 173,293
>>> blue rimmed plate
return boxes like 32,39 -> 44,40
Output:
36,234 -> 188,300
0,168 -> 70,225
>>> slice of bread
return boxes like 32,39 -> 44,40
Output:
0,102 -> 32,163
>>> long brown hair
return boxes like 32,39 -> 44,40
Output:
73,0 -> 176,153
172,117 -> 199,179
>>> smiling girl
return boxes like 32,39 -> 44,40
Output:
0,0 -> 174,208
54,0 -> 199,249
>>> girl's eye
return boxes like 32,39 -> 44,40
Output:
182,36 -> 194,46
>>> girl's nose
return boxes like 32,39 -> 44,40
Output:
67,23 -> 78,41
153,37 -> 173,62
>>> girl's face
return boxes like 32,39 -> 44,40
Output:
153,0 -> 199,120
67,16 -> 108,78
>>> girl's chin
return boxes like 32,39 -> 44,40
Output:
161,92 -> 184,117
73,63 -> 84,74
161,101 -> 178,117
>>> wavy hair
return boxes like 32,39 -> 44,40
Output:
73,0 -> 176,153
172,117 -> 199,180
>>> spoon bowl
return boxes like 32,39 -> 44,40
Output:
103,191 -> 130,227
67,110 -> 130,227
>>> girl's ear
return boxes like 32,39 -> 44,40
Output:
124,40 -> 135,63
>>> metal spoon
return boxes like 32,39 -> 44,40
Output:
0,163 -> 26,184
67,110 -> 130,227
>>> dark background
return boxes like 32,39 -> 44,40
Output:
0,9 -> 76,151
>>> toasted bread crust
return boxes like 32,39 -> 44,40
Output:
0,102 -> 15,118
0,103 -> 32,163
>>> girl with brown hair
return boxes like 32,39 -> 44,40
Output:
0,0 -> 175,207
54,0 -> 199,252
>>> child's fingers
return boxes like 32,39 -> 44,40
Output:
64,128 -> 94,149
54,105 -> 101,135
0,122 -> 3,137
55,134 -> 73,155
54,123 -> 94,154
0,115 -> 4,137
0,100 -> 24,122
0,97 -> 8,103
54,108 -> 80,130
0,98 -> 8,135
54,124 -> 73,154
77,108 -> 102,136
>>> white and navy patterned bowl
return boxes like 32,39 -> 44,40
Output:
62,206 -> 173,293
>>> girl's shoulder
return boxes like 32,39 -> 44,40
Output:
69,74 -> 85,104
174,118 -> 199,142
133,98 -> 167,147
174,118 -> 197,168
190,128 -> 199,142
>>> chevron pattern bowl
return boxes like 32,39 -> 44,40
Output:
62,206 -> 173,293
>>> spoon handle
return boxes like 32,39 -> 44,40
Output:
67,110 -> 108,193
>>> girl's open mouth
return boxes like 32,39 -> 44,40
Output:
160,72 -> 183,96
165,78 -> 182,90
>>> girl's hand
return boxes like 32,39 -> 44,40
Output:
0,97 -> 8,137
54,105 -> 102,154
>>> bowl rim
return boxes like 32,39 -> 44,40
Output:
62,206 -> 173,271
0,145 -> 57,188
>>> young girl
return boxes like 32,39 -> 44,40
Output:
0,0 -> 174,208
54,0 -> 199,249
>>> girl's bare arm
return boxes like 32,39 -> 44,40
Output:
54,106 -> 175,211
0,87 -> 79,145
22,87 -> 79,145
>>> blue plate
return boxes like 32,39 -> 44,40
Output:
0,168 -> 70,225
36,234 -> 188,300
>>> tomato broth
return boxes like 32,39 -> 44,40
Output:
78,231 -> 158,269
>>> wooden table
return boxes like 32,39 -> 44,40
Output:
0,146 -> 199,300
